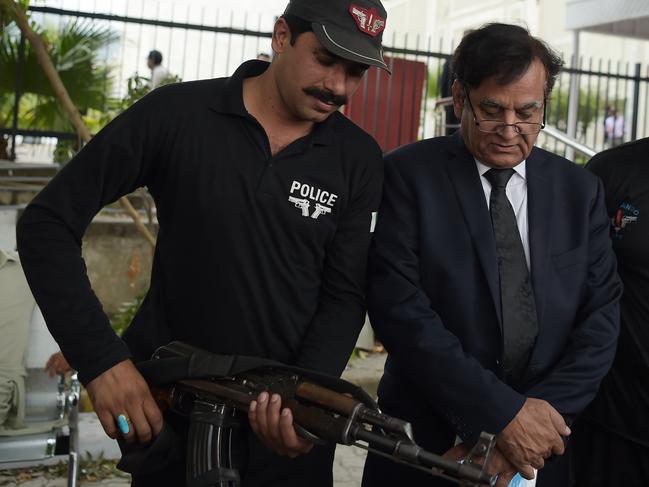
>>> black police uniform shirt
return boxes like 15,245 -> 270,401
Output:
17,60 -> 384,385
585,138 -> 649,445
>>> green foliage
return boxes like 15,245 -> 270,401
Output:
124,74 -> 154,107
0,18 -> 120,162
348,348 -> 371,362
52,137 -> 80,164
0,91 -> 12,129
0,20 -> 118,133
426,68 -> 440,99
110,292 -> 146,336
0,0 -> 30,33
100,72 -> 183,126
0,90 -> 9,158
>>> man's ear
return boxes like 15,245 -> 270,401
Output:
451,80 -> 464,119
271,18 -> 291,55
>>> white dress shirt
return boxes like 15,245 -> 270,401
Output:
150,64 -> 169,89
605,115 -> 626,139
475,159 -> 530,270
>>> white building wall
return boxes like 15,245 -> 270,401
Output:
382,0 -> 440,51
382,0 -> 649,65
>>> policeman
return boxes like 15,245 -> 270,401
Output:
16,0 -> 390,485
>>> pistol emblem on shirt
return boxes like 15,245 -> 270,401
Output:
288,181 -> 338,220
288,196 -> 310,217
612,202 -> 639,238
311,203 -> 332,220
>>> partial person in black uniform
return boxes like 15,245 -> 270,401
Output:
439,57 -> 461,135
572,137 -> 649,487
16,0 -> 390,485
362,23 -> 621,487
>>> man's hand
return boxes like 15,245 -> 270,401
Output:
44,351 -> 72,377
443,443 -> 516,487
85,359 -> 163,444
488,448 -> 518,487
497,398 -> 570,479
248,391 -> 314,458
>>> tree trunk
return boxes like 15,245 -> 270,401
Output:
0,136 -> 9,160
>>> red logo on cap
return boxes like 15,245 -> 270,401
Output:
348,4 -> 386,37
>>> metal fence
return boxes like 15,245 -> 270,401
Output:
3,2 -> 649,163
539,60 -> 649,161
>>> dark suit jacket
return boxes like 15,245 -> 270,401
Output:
367,133 -> 622,454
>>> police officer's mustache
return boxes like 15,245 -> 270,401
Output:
303,87 -> 347,107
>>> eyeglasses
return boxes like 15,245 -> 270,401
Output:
464,89 -> 546,135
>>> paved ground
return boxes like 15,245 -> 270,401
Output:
333,350 -> 386,487
0,352 -> 387,486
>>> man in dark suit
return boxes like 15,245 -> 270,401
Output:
362,24 -> 621,487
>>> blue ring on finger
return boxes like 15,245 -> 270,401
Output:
117,414 -> 130,435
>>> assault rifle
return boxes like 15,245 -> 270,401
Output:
136,342 -> 496,487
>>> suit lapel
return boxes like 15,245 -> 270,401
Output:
526,148 -> 553,329
444,134 -> 502,326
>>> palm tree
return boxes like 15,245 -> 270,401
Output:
0,18 -> 117,160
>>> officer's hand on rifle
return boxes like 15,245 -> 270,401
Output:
443,442 -> 516,487
86,359 -> 164,444
248,391 -> 314,457
497,397 -> 570,479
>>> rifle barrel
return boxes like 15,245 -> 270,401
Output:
353,427 -> 494,486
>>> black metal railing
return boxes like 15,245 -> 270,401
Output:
2,2 -> 647,164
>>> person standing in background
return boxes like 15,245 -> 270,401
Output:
439,57 -> 460,135
0,250 -> 33,431
604,106 -> 625,147
146,49 -> 169,89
